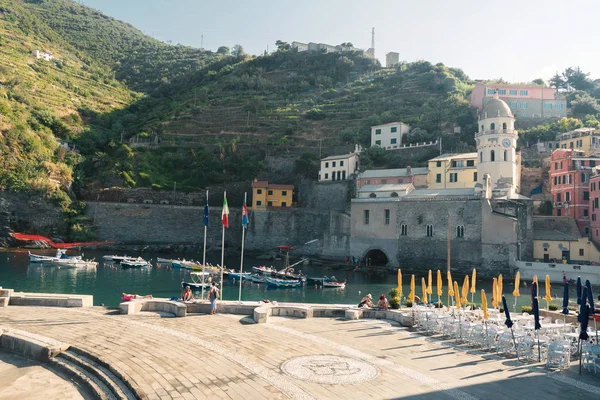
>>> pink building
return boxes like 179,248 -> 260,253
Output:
470,83 -> 566,119
589,174 -> 600,243
549,149 -> 600,235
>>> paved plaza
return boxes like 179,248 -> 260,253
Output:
1,306 -> 600,399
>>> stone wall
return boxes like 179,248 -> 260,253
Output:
86,202 -> 351,257
297,180 -> 354,212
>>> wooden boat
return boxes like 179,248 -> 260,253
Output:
227,272 -> 252,280
266,278 -> 301,288
182,271 -> 216,290
250,273 -> 267,283
322,281 -> 346,289
308,276 -> 337,284
29,249 -> 82,264
171,260 -> 194,269
121,257 -> 150,269
252,265 -> 276,275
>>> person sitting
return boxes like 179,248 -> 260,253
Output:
121,293 -> 153,301
358,294 -> 374,308
181,286 -> 194,302
377,294 -> 389,310
413,295 -> 421,305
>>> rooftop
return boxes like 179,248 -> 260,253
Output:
482,95 -> 513,119
371,121 -> 409,128
321,152 -> 359,161
532,217 -> 581,241
404,188 -> 476,198
429,153 -> 478,161
359,167 -> 428,179
358,183 -> 413,193
251,181 -> 293,189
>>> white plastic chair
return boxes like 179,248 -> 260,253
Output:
468,325 -> 484,347
517,336 -> 536,362
546,341 -> 570,370
497,331 -> 516,356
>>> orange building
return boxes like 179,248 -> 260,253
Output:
251,181 -> 294,209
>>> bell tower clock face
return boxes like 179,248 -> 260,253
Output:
502,139 -> 511,148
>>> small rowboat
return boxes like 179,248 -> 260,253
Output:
322,281 -> 346,289
266,278 -> 301,288
250,273 -> 267,283
228,272 -> 252,280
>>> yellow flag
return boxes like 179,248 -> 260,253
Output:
481,289 -> 489,321
447,270 -> 454,296
454,281 -> 461,310
437,270 -> 443,297
470,269 -> 476,294
461,275 -> 469,305
545,275 -> 552,303
512,271 -> 520,297
421,277 -> 428,304
427,270 -> 433,295
397,269 -> 403,295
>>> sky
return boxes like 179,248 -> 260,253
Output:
82,0 -> 600,83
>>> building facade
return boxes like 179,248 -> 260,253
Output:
357,167 -> 428,189
549,149 -> 600,235
370,122 -> 410,149
532,217 -> 600,263
470,83 -> 567,119
589,174 -> 600,243
251,181 -> 293,209
386,52 -> 399,68
427,153 -> 478,189
319,151 -> 359,182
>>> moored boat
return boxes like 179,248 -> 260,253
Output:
266,278 -> 301,288
250,273 -> 267,283
29,249 -> 82,264
55,259 -> 98,269
101,255 -> 130,263
322,281 -> 346,289
228,272 -> 252,280
308,276 -> 337,284
182,271 -> 218,290
157,257 -> 179,264
252,265 -> 276,275
121,257 -> 150,269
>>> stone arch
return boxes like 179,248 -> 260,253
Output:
502,122 -> 507,130
490,122 -> 495,130
490,150 -> 495,162
391,192 -> 399,197
369,193 -> 377,198
363,248 -> 389,266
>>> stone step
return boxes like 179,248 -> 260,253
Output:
49,356 -> 113,400
59,350 -> 136,400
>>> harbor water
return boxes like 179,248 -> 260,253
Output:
0,249 -> 595,309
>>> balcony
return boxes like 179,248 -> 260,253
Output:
475,128 -> 512,137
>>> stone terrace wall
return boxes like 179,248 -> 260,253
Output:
86,202 -> 350,257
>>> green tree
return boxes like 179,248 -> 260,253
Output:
275,40 -> 290,51
217,46 -> 230,55
549,72 -> 566,93
570,93 -> 600,116
231,44 -> 245,57
532,78 -> 546,86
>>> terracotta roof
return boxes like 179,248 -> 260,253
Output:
533,217 -> 581,241
251,181 -> 293,190
251,181 -> 268,188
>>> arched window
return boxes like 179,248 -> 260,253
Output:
490,123 -> 495,130
480,152 -> 483,162
456,225 -> 465,238
369,193 -> 377,198
391,192 -> 399,197
504,150 -> 507,161
491,150 -> 495,162
426,224 -> 433,237
481,125 -> 484,132
400,223 -> 408,236
502,122 -> 507,130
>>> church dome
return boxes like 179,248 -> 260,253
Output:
482,94 -> 513,119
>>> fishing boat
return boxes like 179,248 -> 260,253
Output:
308,276 -> 337,284
250,273 -> 267,283
252,265 -> 276,275
55,259 -> 98,269
322,281 -> 346,289
29,249 -> 82,264
121,257 -> 150,269
182,271 -> 216,290
227,272 -> 252,280
157,257 -> 179,264
101,255 -> 130,263
266,277 -> 301,288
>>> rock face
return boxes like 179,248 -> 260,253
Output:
0,192 -> 64,247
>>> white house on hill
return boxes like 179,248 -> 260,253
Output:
371,122 -> 410,149
319,146 -> 360,182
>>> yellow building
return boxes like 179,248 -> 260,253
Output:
427,153 -> 478,189
251,181 -> 293,209
533,217 -> 600,263
547,128 -> 600,153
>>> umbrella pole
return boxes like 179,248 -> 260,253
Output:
514,296 -> 517,313
484,321 -> 489,350
457,314 -> 462,342
578,339 -> 583,375
471,293 -> 474,304
510,327 -> 518,360
536,330 -> 541,362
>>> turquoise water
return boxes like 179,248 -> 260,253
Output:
0,250 -> 592,308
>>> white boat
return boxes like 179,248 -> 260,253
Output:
102,255 -> 130,263
121,257 -> 150,269
55,259 -> 98,269
157,257 -> 179,264
182,271 -> 217,290
322,281 -> 346,289
252,265 -> 276,275
29,249 -> 82,264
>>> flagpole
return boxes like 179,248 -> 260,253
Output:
220,191 -> 227,303
202,190 -> 208,300
238,192 -> 247,304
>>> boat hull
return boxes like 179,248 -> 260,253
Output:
266,278 -> 301,288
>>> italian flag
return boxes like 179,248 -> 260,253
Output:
222,192 -> 229,228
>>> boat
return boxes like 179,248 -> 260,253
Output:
171,260 -> 193,269
55,259 -> 98,269
227,272 -> 252,280
157,257 -> 179,264
266,277 -> 301,288
29,249 -> 82,264
250,273 -> 267,283
308,276 -> 337,284
322,281 -> 346,289
182,271 -> 217,290
102,255 -> 130,263
252,265 -> 276,275
121,257 -> 150,269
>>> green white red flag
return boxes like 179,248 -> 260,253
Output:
222,192 -> 229,228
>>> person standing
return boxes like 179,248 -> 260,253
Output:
208,282 -> 219,315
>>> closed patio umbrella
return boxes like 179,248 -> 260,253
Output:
491,278 -> 498,308
436,270 -> 443,305
576,276 -> 582,305
397,269 -> 402,295
408,274 -> 415,304
502,295 -> 518,358
512,271 -> 521,312
427,270 -> 433,296
461,275 -> 469,306
454,281 -> 461,310
470,269 -> 477,303
578,297 -> 590,375
585,280 -> 597,342
481,289 -> 489,321
447,270 -> 454,309
562,282 -> 570,320
532,296 -> 542,361
497,274 -> 503,299
531,280 -> 538,303
545,275 -> 552,310
421,277 -> 428,305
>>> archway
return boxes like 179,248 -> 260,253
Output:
364,249 -> 388,266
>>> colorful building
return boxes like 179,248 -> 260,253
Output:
533,217 -> 600,263
357,167 -> 428,189
427,153 -> 478,189
470,83 -> 566,119
251,181 -> 293,209
549,149 -> 600,235
589,174 -> 600,243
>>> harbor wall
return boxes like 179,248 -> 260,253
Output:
86,202 -> 351,258
516,260 -> 600,284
